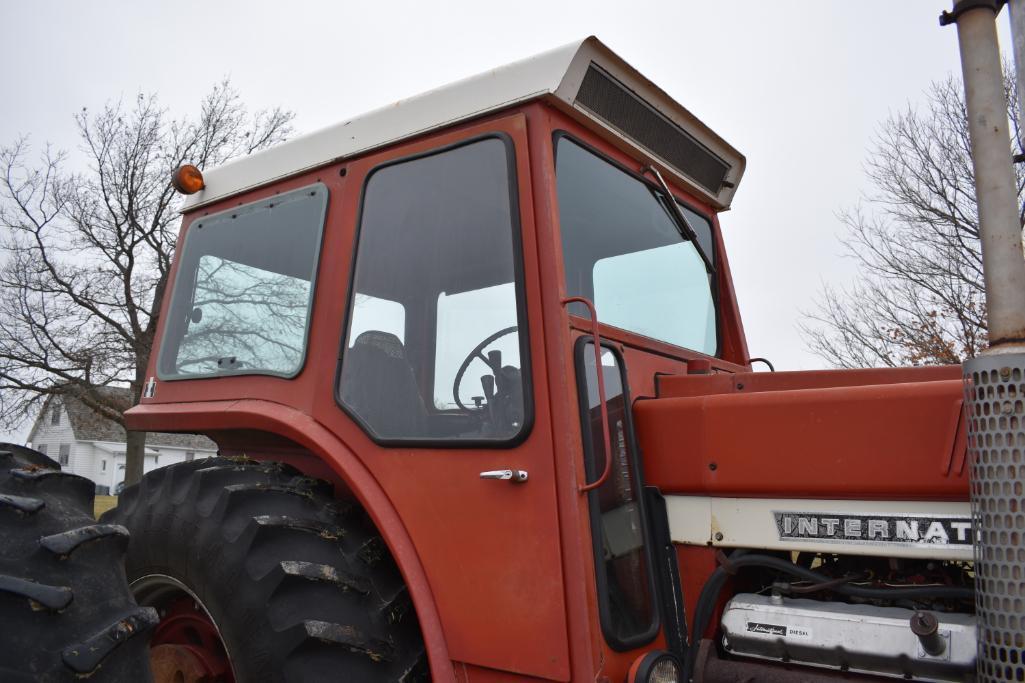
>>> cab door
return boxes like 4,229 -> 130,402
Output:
547,124 -> 728,678
331,114 -> 570,680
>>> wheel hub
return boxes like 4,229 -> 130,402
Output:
150,643 -> 210,683
149,597 -> 232,682
133,576 -> 235,683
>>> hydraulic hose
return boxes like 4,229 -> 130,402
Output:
682,553 -> 974,682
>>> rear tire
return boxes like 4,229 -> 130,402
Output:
102,456 -> 429,682
0,443 -> 157,682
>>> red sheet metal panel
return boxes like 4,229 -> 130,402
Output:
656,365 -> 961,399
636,377 -> 968,501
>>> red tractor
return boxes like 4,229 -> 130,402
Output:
1,34 -> 1005,682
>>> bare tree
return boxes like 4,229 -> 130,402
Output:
0,80 -> 294,484
802,74 -> 1024,368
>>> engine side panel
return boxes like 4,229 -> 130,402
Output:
635,378 -> 968,501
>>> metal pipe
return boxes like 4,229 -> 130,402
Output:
1011,0 -> 1025,144
1010,0 -> 1025,264
560,296 -> 613,493
945,4 -> 1025,682
909,611 -> 946,657
952,1 -> 1025,352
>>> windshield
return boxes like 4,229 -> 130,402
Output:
158,183 -> 327,379
555,137 -> 718,355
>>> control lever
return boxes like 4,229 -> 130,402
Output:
480,374 -> 495,403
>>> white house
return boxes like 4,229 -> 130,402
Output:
26,390 -> 217,494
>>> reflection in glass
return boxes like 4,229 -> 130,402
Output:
175,256 -> 312,374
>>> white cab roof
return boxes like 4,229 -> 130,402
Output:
182,37 -> 745,211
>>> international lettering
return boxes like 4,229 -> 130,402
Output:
773,512 -> 973,546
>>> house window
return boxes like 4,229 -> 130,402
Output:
58,444 -> 70,466
101,460 -> 107,471
185,451 -> 195,462
153,454 -> 159,465
51,406 -> 61,425
36,444 -> 47,456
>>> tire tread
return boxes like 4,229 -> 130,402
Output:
0,442 -> 154,681
105,456 -> 428,682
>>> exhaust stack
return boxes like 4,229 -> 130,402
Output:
942,1 -> 1025,679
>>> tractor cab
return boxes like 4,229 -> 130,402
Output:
129,36 -> 752,682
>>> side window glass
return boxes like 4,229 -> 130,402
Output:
577,340 -> 659,649
339,137 -> 530,443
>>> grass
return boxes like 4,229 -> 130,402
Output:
94,495 -> 118,519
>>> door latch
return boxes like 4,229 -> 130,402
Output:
479,469 -> 528,483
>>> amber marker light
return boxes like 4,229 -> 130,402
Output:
171,164 -> 205,195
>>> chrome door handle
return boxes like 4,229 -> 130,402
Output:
480,469 -> 528,483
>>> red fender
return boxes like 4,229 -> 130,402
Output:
126,399 -> 455,681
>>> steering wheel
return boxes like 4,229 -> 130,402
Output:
451,326 -> 518,412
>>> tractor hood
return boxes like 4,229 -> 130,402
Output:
634,365 -> 968,502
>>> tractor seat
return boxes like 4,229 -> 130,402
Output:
341,330 -> 428,438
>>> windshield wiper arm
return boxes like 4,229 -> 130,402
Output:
642,165 -> 715,274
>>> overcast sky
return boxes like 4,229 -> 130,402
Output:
0,1 -> 1013,438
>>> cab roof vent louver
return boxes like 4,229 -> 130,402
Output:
574,64 -> 730,195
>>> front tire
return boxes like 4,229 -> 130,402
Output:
102,456 -> 428,682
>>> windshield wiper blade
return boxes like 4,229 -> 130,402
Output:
642,165 -> 715,274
